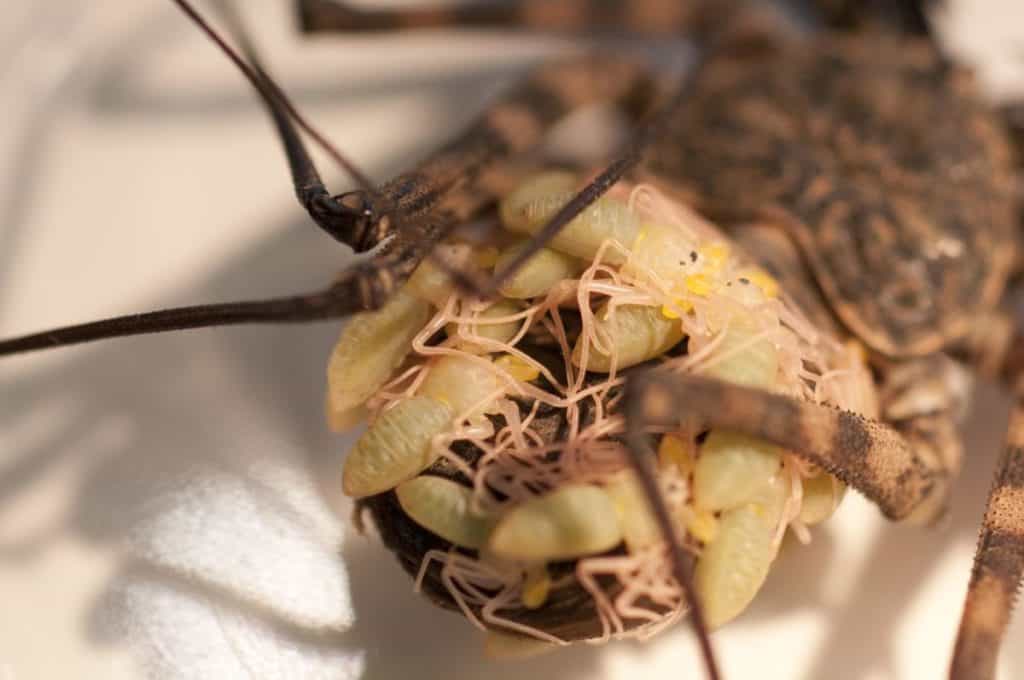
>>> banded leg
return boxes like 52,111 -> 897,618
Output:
625,370 -> 954,523
297,0 -> 797,301
622,367 -> 960,680
812,0 -> 935,37
948,301 -> 1024,679
187,1 -> 661,282
296,0 -> 725,37
359,54 -> 657,252
950,402 -> 1024,680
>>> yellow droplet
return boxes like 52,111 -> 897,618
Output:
688,509 -> 719,544
522,566 -> 552,609
658,434 -> 694,474
660,296 -> 694,320
495,354 -> 540,382
685,273 -> 715,297
740,268 -> 779,299
699,242 -> 730,272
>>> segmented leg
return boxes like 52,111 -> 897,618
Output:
0,47 -> 656,356
625,369 -> 954,527
0,175 -> 494,356
947,293 -> 1024,679
357,55 -> 657,253
950,402 -> 1024,680
296,0 -> 725,37
621,366 -> 965,680
170,0 -> 376,246
812,0 -> 935,36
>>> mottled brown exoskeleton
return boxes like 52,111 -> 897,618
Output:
3,1 -> 1024,679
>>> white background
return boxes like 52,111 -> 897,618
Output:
1,2 -> 1023,679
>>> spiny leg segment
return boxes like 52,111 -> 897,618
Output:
620,366 -> 962,680
626,370 -> 955,523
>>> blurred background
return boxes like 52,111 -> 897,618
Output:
1,1 -> 1023,678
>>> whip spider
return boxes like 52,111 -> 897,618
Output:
1,1 -> 1023,678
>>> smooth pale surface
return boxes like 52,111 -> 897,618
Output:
694,431 -> 783,513
1,2 -> 1024,680
490,485 -> 623,562
495,242 -> 580,299
573,304 -> 685,372
396,476 -> 494,549
501,171 -> 639,264
327,289 -> 431,417
343,396 -> 453,498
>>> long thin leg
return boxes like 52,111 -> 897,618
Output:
0,46 -> 656,356
950,401 -> 1024,680
169,0 -> 376,246
0,290 -> 350,355
0,163 -> 506,357
370,55 -> 656,231
296,0 -> 723,37
381,2 -> 791,300
624,390 -> 721,680
813,0 -> 936,37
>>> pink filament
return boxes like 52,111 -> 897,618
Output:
363,179 -> 876,644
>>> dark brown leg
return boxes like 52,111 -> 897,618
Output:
625,369 -> 956,521
0,173 -> 495,357
622,365 -> 967,680
296,0 -> 722,37
950,401 -> 1024,680
169,0 -> 377,246
0,44 -> 657,355
812,0 -> 935,37
371,55 -> 656,238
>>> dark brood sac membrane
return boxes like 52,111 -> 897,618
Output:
328,172 -> 876,649
360,362 -> 677,643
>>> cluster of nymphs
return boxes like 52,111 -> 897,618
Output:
327,170 -> 876,652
